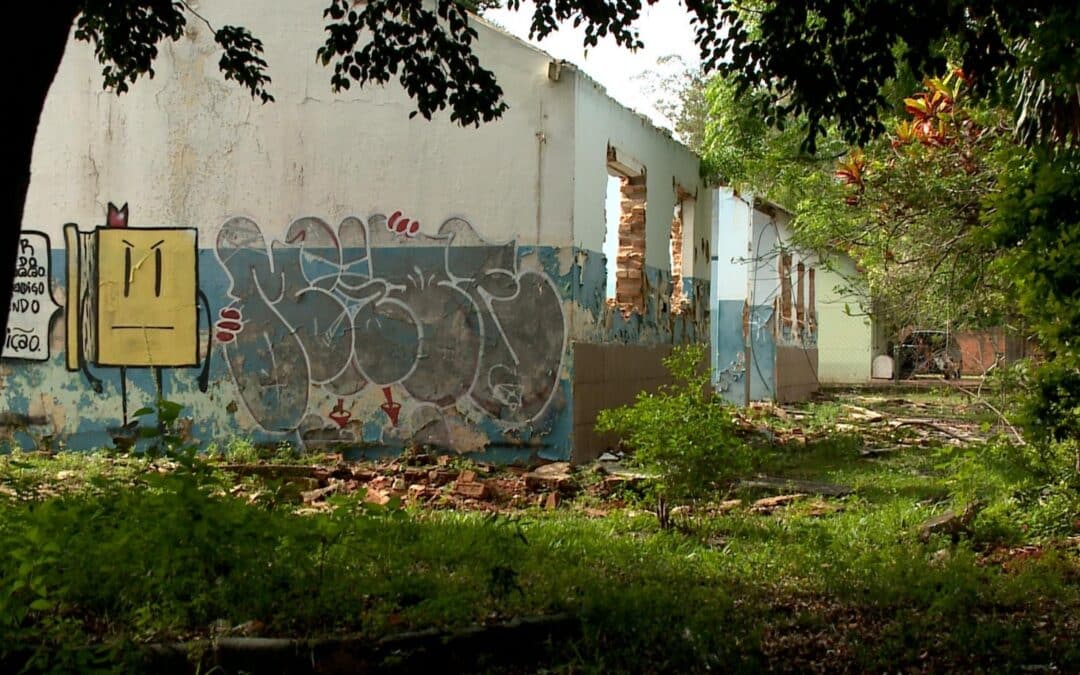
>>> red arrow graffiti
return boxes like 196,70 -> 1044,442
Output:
380,387 -> 401,426
328,398 -> 352,429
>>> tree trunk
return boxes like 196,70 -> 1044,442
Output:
3,4 -> 82,358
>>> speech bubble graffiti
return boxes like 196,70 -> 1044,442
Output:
4,232 -> 62,361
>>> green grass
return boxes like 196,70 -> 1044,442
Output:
1,395 -> 1079,673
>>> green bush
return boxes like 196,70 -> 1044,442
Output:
595,344 -> 754,501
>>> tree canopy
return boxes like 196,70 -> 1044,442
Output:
56,1 -> 1080,144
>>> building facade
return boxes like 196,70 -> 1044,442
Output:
711,189 -> 819,404
2,3 -> 710,463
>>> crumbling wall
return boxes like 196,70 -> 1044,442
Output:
2,5 -> 712,463
713,189 -> 818,403
566,72 -> 713,460
2,0 -> 585,463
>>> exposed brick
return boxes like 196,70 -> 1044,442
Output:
609,172 -> 648,314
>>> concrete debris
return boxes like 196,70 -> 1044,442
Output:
300,484 -> 339,503
364,488 -> 392,506
525,462 -> 575,493
668,505 -> 693,518
531,462 -> 572,477
427,469 -> 458,486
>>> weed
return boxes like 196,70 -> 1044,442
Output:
596,344 -> 755,503
221,437 -> 261,463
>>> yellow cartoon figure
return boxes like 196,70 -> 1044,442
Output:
65,203 -> 212,426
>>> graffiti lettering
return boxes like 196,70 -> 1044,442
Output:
216,214 -> 567,447
4,232 -> 61,361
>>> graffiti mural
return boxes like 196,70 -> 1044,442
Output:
214,212 -> 567,448
65,203 -> 212,427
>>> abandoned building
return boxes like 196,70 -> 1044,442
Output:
2,4 -> 711,463
814,252 -> 888,384
711,190 -> 820,404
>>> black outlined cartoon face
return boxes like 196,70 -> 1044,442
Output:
95,227 -> 198,367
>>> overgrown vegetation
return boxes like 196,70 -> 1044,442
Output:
595,344 -> 753,501
692,30 -> 1080,481
2,384 -> 1078,673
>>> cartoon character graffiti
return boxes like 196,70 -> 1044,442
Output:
65,203 -> 213,426
213,211 -> 567,448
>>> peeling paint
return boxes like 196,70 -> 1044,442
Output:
8,5 -> 716,462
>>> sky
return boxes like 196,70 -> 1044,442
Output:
482,1 -> 701,133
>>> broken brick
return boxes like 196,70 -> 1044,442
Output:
428,469 -> 458,486
454,480 -> 490,500
364,488 -> 392,506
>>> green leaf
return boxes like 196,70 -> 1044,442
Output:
158,400 -> 184,423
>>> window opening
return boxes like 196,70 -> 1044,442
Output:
603,146 -> 646,313
670,188 -> 694,313
779,253 -> 793,330
603,173 -> 622,299
796,261 -> 806,335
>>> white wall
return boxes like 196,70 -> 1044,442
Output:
711,187 -> 750,301
816,255 -> 874,383
24,1 -> 576,247
570,73 -> 710,277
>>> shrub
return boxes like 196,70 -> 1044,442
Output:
595,344 -> 754,501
